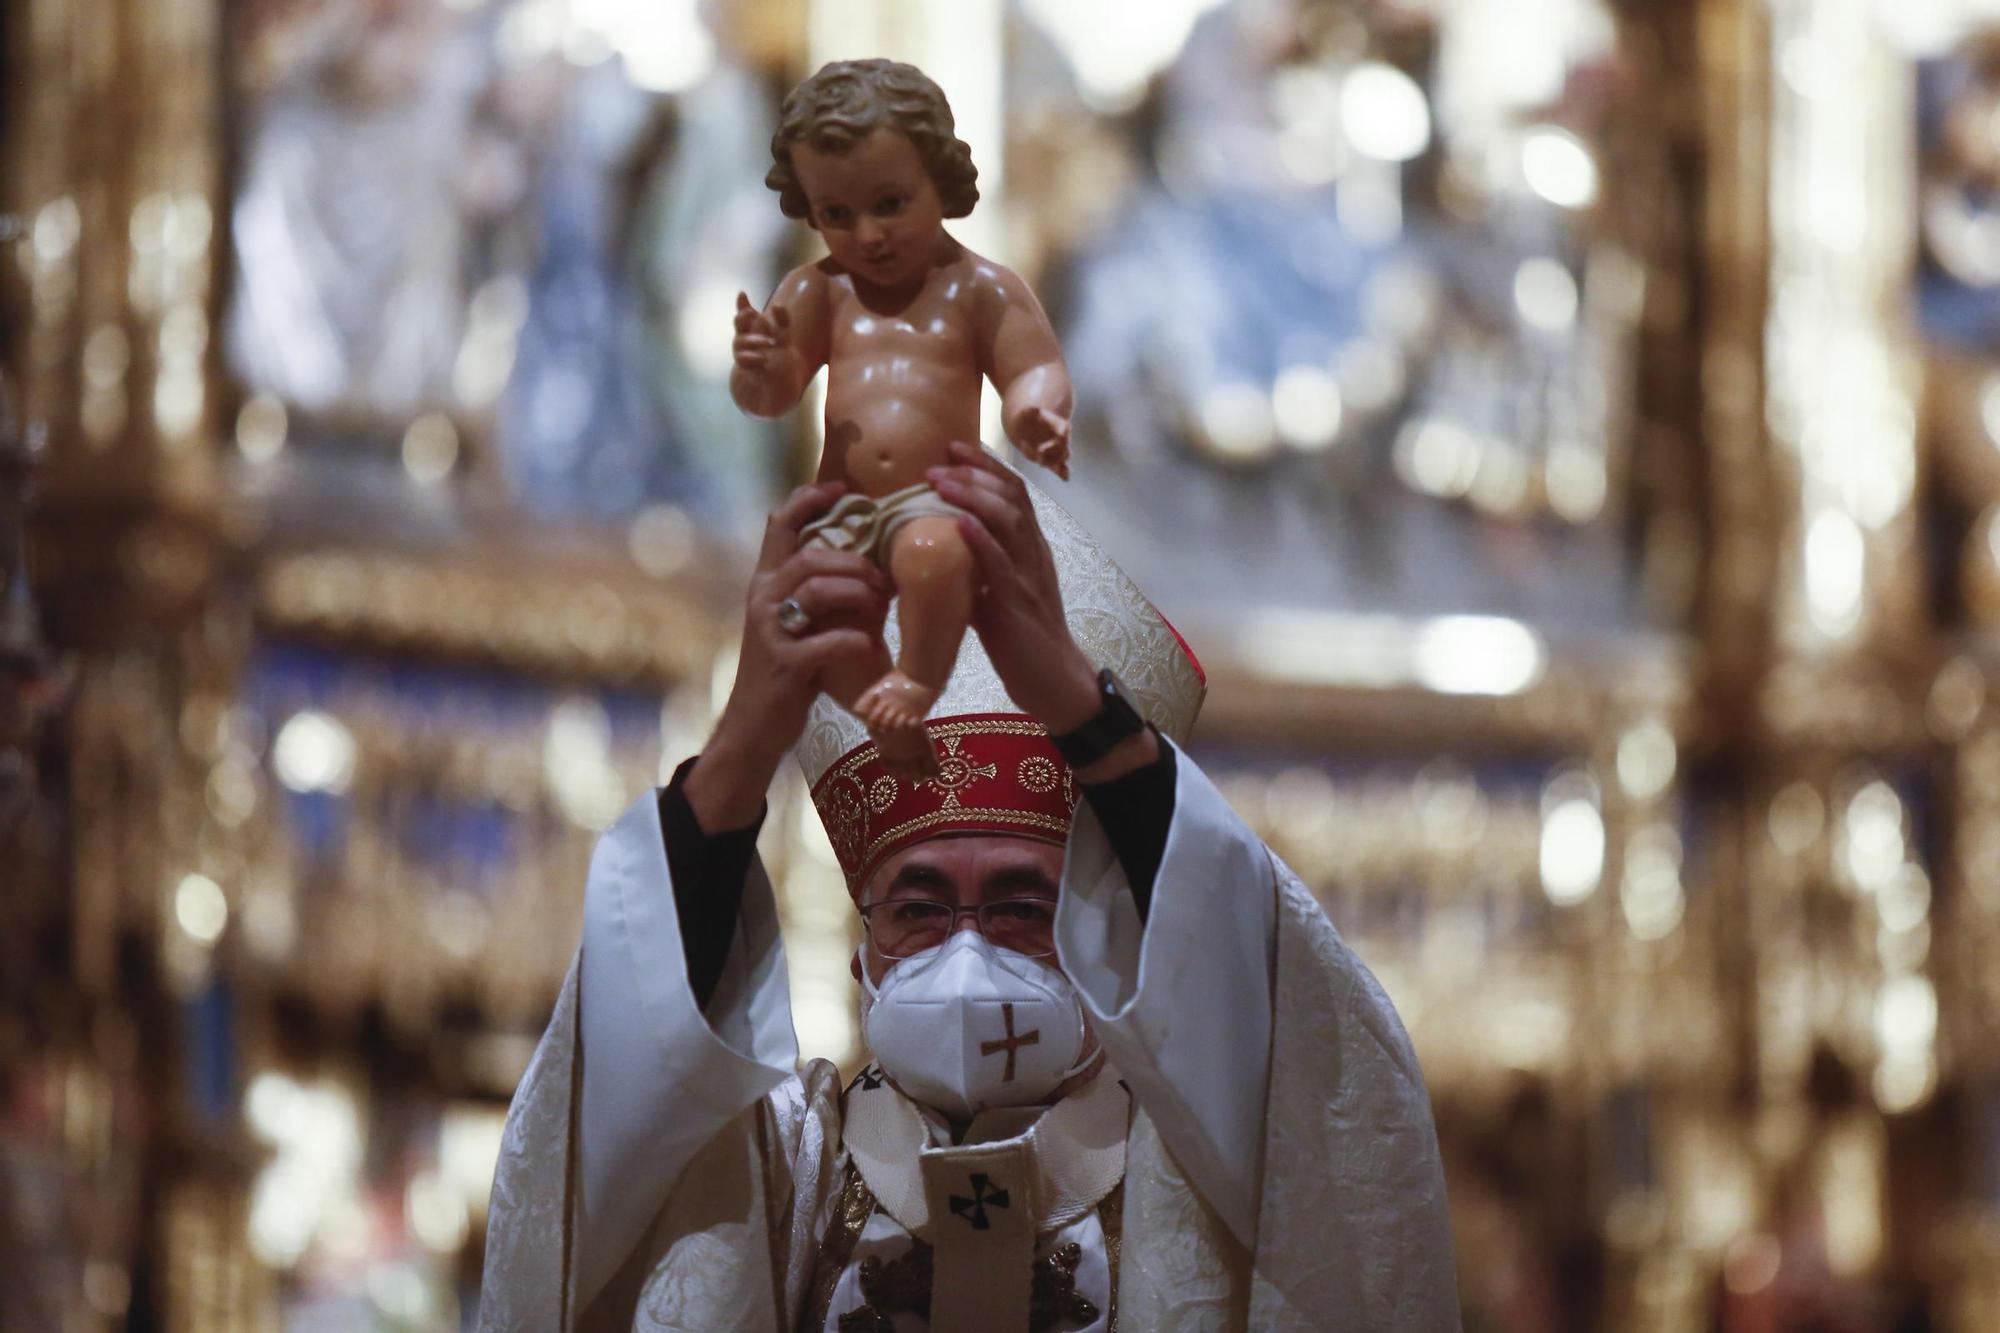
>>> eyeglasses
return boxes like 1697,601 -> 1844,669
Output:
858,898 -> 1060,959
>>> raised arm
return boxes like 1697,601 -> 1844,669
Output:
481,484 -> 890,1327
974,260 -> 1075,479
729,262 -> 832,419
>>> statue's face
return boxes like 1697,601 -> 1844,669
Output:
853,834 -> 1068,987
791,127 -> 948,293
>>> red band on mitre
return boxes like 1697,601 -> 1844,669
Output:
809,713 -> 1077,892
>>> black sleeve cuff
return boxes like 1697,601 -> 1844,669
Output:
1077,734 -> 1177,922
659,755 -> 766,1011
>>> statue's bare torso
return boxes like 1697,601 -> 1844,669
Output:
812,247 -> 990,497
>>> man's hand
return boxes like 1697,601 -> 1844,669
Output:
929,441 -> 1162,780
686,482 -> 890,832
926,441 -> 1101,733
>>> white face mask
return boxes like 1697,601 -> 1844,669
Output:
859,931 -> 1096,1120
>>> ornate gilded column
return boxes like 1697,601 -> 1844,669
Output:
1695,0 -> 1779,723
1723,0 -> 1939,1320
1922,21 -> 2000,1329
4,0 -> 259,1323
5,0 -> 233,962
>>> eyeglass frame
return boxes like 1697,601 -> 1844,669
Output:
857,897 -> 1063,959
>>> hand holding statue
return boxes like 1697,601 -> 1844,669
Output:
685,482 -> 890,833
930,441 -> 1160,782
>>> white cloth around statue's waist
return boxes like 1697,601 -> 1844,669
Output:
798,481 -> 971,567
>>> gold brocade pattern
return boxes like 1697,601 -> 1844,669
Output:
804,1163 -> 878,1333
1098,1186 -> 1122,1332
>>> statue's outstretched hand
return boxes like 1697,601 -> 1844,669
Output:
732,292 -> 792,373
1015,406 -> 1071,481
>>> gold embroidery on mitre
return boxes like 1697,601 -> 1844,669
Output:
824,776 -> 869,870
815,718 -> 1075,879
858,805 -> 1072,874
1018,754 -> 1061,795
823,717 -> 1053,789
867,776 -> 899,814
919,733 -> 1001,810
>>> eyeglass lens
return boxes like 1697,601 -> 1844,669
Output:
865,900 -> 1058,956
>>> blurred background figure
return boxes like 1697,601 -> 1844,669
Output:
226,0 -> 788,529
4,0 -> 2000,1328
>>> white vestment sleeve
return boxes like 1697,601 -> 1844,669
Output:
572,788 -> 798,1312
1054,737 -> 1275,1248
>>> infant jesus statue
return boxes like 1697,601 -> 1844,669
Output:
730,58 -> 1073,778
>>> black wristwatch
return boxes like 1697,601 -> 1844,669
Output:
1051,668 -> 1147,769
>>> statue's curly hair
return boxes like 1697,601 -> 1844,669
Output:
765,59 -> 980,221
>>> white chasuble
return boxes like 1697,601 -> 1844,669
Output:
478,740 -> 1461,1331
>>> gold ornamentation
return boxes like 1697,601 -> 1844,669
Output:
813,719 -> 1075,877
826,779 -> 869,870
844,1239 -> 932,1327
1099,1185 -> 1122,1328
868,775 -> 899,814
920,733 -> 1000,809
808,1163 -> 881,1331
1019,755 -> 1061,794
256,551 -> 722,685
827,718 -> 1049,776
833,1234 -> 1101,1333
856,805 -> 1072,873
1029,1240 -> 1100,1331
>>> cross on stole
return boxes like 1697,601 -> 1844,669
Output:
948,1172 -> 1011,1230
978,1002 -> 1041,1082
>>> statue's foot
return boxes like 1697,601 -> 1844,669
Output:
855,670 -> 938,732
869,721 -> 940,782
855,672 -> 940,780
